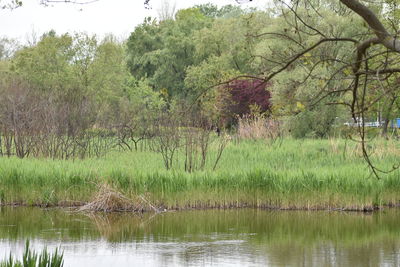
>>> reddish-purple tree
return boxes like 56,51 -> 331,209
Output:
227,79 -> 272,116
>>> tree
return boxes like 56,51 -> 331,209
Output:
12,31 -> 75,93
126,8 -> 212,99
157,0 -> 176,21
227,79 -> 272,117
0,37 -> 20,60
103,77 -> 166,151
2,32 -> 133,158
236,0 -> 400,175
184,9 -> 272,125
196,3 -> 245,18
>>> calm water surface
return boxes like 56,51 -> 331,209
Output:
0,207 -> 400,266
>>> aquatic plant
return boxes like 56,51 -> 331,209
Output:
0,240 -> 63,267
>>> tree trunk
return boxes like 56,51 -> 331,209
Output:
381,96 -> 397,138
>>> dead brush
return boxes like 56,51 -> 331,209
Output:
238,115 -> 266,140
372,140 -> 400,160
80,183 -> 157,213
328,138 -> 340,154
346,142 -> 364,158
237,115 -> 281,140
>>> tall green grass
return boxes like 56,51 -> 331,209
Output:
0,240 -> 63,267
0,138 -> 400,210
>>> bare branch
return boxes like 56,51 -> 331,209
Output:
264,38 -> 357,83
340,0 -> 400,52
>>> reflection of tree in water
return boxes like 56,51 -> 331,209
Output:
0,207 -> 98,241
261,241 -> 400,266
85,209 -> 400,266
3,208 -> 400,265
243,211 -> 400,266
84,209 -> 400,244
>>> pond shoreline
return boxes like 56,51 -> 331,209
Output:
2,200 -> 398,213
2,139 -> 400,214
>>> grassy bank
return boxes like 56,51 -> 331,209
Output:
1,138 -> 400,210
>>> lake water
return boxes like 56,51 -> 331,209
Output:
0,207 -> 400,266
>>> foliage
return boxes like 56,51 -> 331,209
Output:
288,103 -> 338,138
195,3 -> 245,18
0,32 -> 138,159
226,79 -> 272,117
126,10 -> 210,99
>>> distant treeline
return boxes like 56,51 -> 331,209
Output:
0,3 -> 398,160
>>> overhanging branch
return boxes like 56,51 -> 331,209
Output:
340,0 -> 400,52
264,38 -> 357,83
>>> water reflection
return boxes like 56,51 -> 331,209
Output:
1,207 -> 400,266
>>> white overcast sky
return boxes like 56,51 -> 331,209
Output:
1,0 -> 267,42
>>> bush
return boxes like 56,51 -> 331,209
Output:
288,104 -> 337,138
